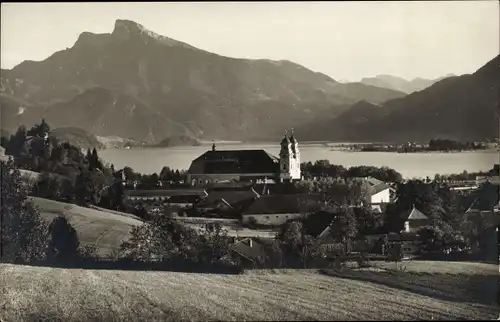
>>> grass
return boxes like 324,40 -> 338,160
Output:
30,197 -> 142,257
0,260 -> 498,321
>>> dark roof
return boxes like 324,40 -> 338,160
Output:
358,177 -> 391,195
401,207 -> 428,220
371,182 -> 391,195
242,194 -> 321,215
195,189 -> 260,209
206,181 -> 255,191
466,183 -> 499,213
124,189 -> 208,198
165,195 -> 201,204
229,238 -> 278,263
189,149 -> 279,174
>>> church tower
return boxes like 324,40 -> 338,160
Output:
279,129 -> 301,181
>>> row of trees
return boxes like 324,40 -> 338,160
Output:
300,160 -> 403,183
121,166 -> 187,189
428,139 -> 487,151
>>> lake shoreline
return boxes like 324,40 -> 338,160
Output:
99,143 -> 497,180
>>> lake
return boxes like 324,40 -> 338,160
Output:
99,142 -> 499,179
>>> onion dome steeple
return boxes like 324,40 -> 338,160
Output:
280,129 -> 290,146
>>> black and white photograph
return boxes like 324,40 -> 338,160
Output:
0,1 -> 499,321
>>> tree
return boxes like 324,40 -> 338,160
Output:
354,206 -> 384,235
74,168 -> 93,206
302,210 -> 335,237
47,215 -> 80,261
418,226 -> 445,252
197,223 -> 231,265
326,206 -> 358,254
1,159 -> 49,263
276,221 -> 317,268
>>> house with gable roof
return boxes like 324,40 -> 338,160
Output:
194,185 -> 261,217
401,205 -> 429,233
241,193 -> 321,227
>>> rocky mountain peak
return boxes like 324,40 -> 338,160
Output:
112,19 -> 145,38
110,19 -> 200,50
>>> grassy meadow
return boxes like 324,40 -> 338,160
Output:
30,197 -> 142,256
0,261 -> 498,321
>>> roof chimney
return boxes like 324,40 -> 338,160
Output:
212,141 -> 216,152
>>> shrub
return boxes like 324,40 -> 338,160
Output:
118,213 -> 235,271
47,215 -> 80,261
1,159 -> 49,263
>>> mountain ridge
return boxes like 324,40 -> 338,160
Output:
360,74 -> 456,94
0,19 -> 407,142
298,55 -> 499,143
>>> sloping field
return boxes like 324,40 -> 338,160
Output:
0,261 -> 497,321
30,197 -> 143,256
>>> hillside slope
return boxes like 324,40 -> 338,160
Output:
31,197 -> 142,256
0,19 -> 406,142
0,261 -> 497,321
299,55 -> 500,142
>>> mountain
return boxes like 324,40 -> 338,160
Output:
155,135 -> 201,147
360,74 -> 455,94
50,127 -> 104,149
299,55 -> 499,142
0,19 -> 406,142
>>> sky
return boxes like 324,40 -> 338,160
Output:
1,1 -> 498,81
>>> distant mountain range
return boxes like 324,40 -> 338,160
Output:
360,74 -> 456,94
0,19 -> 406,143
1,19 -> 496,144
297,55 -> 499,143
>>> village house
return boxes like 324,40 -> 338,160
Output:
356,176 -> 395,204
241,194 -> 321,227
193,186 -> 261,217
221,237 -> 279,269
186,130 -> 301,187
124,188 -> 208,213
401,205 -> 429,233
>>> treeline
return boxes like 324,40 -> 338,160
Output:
0,120 -> 187,215
121,166 -> 188,189
434,165 -> 499,182
301,160 -> 403,183
1,120 -> 119,208
428,139 -> 487,151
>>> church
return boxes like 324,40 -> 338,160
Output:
186,130 -> 301,187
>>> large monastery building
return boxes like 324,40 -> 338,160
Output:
187,130 -> 301,187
